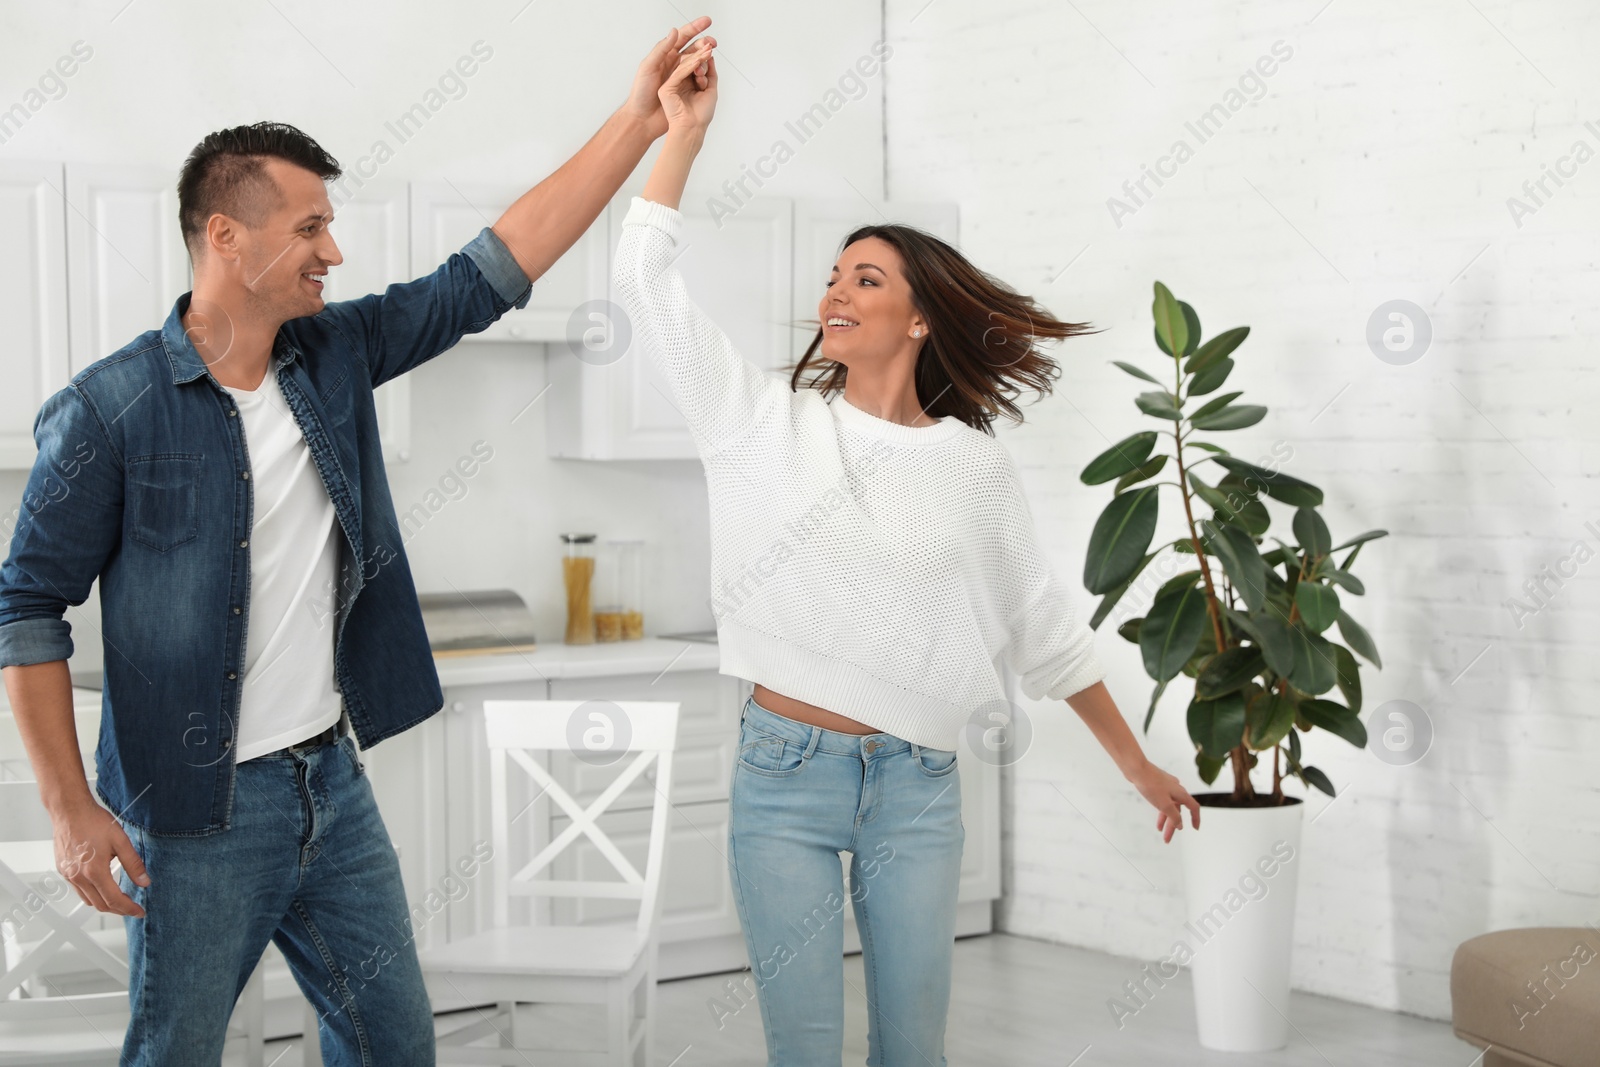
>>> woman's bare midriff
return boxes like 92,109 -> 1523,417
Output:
750,684 -> 879,734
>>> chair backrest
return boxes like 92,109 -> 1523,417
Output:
480,700 -> 679,940
0,780 -> 129,1021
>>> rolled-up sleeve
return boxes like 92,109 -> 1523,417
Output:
0,386 -> 123,669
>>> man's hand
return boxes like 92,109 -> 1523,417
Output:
54,798 -> 148,917
621,17 -> 716,140
1126,759 -> 1202,843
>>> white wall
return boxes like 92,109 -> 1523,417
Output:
0,0 -> 887,662
885,0 -> 1600,1023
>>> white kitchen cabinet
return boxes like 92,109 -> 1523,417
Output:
544,194 -> 795,461
324,180 -> 413,463
64,163 -> 190,378
0,161 -> 70,469
409,181 -> 609,344
791,197 -> 960,362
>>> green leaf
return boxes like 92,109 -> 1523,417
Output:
1081,431 -> 1159,485
1144,677 -> 1169,732
1332,643 -> 1362,714
1249,610 -> 1296,676
1287,627 -> 1338,695
1247,687 -> 1299,750
1196,646 -> 1266,699
1152,282 -> 1188,359
1336,609 -> 1381,668
1287,725 -> 1301,763
1117,617 -> 1142,644
1185,325 -> 1249,374
1136,390 -> 1183,421
1186,441 -> 1229,454
1219,605 -> 1258,643
1139,582 -> 1210,683
1187,357 -> 1235,397
1328,528 -> 1388,553
1220,497 -> 1270,537
1114,453 -> 1169,492
1298,698 -> 1367,748
1294,582 -> 1340,633
1298,765 -> 1336,797
1292,507 -> 1332,557
1188,390 -> 1244,421
1195,750 -> 1225,785
1209,456 -> 1324,508
1201,520 -> 1269,614
1111,360 -> 1163,384
1157,569 -> 1203,598
1084,486 -> 1161,594
1088,551 -> 1159,629
1320,565 -> 1365,595
1189,691 -> 1247,758
1190,403 -> 1267,431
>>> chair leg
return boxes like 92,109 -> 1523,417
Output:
497,1000 -> 517,1048
302,999 -> 324,1067
607,979 -> 632,1067
238,963 -> 266,1067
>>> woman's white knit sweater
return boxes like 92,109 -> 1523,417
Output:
613,195 -> 1105,751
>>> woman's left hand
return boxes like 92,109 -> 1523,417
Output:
621,17 -> 715,140
1126,760 -> 1201,843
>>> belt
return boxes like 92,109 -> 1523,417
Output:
272,719 -> 347,756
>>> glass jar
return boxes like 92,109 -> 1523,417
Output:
614,539 -> 645,640
593,540 -> 623,643
560,533 -> 597,645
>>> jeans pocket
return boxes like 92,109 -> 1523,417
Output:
340,734 -> 366,777
736,730 -> 807,777
127,454 -> 201,552
914,745 -> 959,777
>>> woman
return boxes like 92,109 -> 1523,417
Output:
615,38 -> 1202,1066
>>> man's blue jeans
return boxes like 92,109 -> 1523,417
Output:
115,733 -> 435,1066
727,695 -> 965,1066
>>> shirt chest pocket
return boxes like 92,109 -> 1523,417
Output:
127,454 -> 202,552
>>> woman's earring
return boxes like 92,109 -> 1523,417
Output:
913,328 -> 923,337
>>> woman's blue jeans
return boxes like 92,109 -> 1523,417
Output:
727,695 -> 965,1066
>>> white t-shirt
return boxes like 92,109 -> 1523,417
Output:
224,367 -> 343,762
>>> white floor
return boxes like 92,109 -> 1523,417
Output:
239,932 -> 1472,1066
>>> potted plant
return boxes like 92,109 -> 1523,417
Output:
1078,282 -> 1386,1051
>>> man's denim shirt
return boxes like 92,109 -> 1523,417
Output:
0,226 -> 532,835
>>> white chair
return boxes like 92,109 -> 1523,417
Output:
419,699 -> 680,1067
0,715 -> 267,1065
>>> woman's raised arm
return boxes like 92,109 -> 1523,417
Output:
612,39 -> 788,457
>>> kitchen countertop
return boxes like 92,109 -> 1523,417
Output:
25,640 -> 722,703
431,636 -> 723,689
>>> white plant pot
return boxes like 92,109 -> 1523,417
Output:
1177,794 -> 1304,1051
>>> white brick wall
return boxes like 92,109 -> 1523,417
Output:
886,0 -> 1600,1023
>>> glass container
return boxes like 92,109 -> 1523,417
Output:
560,533 -> 597,645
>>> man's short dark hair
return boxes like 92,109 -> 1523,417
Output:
177,121 -> 341,258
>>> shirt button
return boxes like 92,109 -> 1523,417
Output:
227,671 -> 237,680
222,739 -> 232,750
239,540 -> 249,548
233,607 -> 242,615
241,471 -> 250,480
228,408 -> 237,417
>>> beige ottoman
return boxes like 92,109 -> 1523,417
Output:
1451,927 -> 1600,1067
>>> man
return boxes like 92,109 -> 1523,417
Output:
0,18 -> 714,1065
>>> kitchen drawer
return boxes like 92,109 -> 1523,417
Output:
547,728 -> 734,812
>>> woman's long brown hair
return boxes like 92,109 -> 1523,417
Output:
786,223 -> 1102,435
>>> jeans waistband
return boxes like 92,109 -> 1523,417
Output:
741,694 -> 917,759
251,719 -> 347,760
